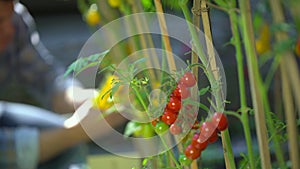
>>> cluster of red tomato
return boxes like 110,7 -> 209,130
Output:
151,72 -> 197,135
184,112 -> 228,161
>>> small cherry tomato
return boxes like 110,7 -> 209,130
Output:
108,0 -> 121,8
208,130 -> 218,143
185,144 -> 201,160
170,123 -> 182,135
212,112 -> 228,131
167,96 -> 181,112
200,121 -> 216,139
85,5 -> 100,26
142,123 -> 155,138
172,84 -> 190,99
179,72 -> 196,87
151,118 -> 159,127
191,133 -> 208,151
179,154 -> 193,166
161,110 -> 178,125
191,121 -> 200,129
155,121 -> 169,135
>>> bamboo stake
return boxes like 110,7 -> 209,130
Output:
269,0 -> 300,168
130,1 -> 157,83
190,0 -> 201,169
154,0 -> 176,72
200,1 -> 235,168
238,0 -> 272,168
153,1 -> 178,167
280,61 -> 300,169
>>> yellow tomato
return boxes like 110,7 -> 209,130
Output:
93,75 -> 116,110
255,24 -> 271,55
108,0 -> 121,8
85,7 -> 100,26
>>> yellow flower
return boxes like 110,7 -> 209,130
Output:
85,4 -> 101,26
255,24 -> 271,55
108,0 -> 121,8
93,75 -> 117,110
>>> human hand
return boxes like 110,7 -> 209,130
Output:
64,99 -> 126,142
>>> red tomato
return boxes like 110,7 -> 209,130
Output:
208,130 -> 218,143
185,144 -> 201,160
172,84 -> 190,99
161,110 -> 178,125
151,118 -> 159,127
170,123 -> 182,135
212,112 -> 228,131
200,121 -> 216,139
167,96 -> 182,112
191,133 -> 208,151
179,72 -> 196,87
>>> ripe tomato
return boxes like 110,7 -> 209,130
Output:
155,121 -> 169,135
200,121 -> 216,139
172,84 -> 190,99
295,36 -> 300,57
151,118 -> 159,127
185,144 -> 201,160
212,112 -> 228,131
167,96 -> 181,112
191,133 -> 208,151
179,154 -> 192,166
161,110 -> 178,125
208,130 -> 218,143
170,123 -> 182,135
179,72 -> 196,87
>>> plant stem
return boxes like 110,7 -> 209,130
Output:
269,0 -> 300,168
228,4 -> 255,168
191,0 -> 201,168
199,0 -> 235,168
132,85 -> 181,169
180,1 -> 236,168
238,0 -> 272,168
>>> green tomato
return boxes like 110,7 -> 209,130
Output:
142,123 -> 155,138
179,154 -> 192,166
141,0 -> 152,8
155,122 -> 169,135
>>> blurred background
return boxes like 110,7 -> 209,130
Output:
17,0 -> 270,168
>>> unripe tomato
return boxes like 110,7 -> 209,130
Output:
155,121 -> 169,135
108,0 -> 121,8
142,123 -> 155,138
179,154 -> 192,166
85,6 -> 100,26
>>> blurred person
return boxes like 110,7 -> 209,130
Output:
0,1 -> 126,169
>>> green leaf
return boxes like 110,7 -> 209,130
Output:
214,0 -> 228,8
64,50 -> 109,77
199,86 -> 210,96
273,38 -> 296,54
